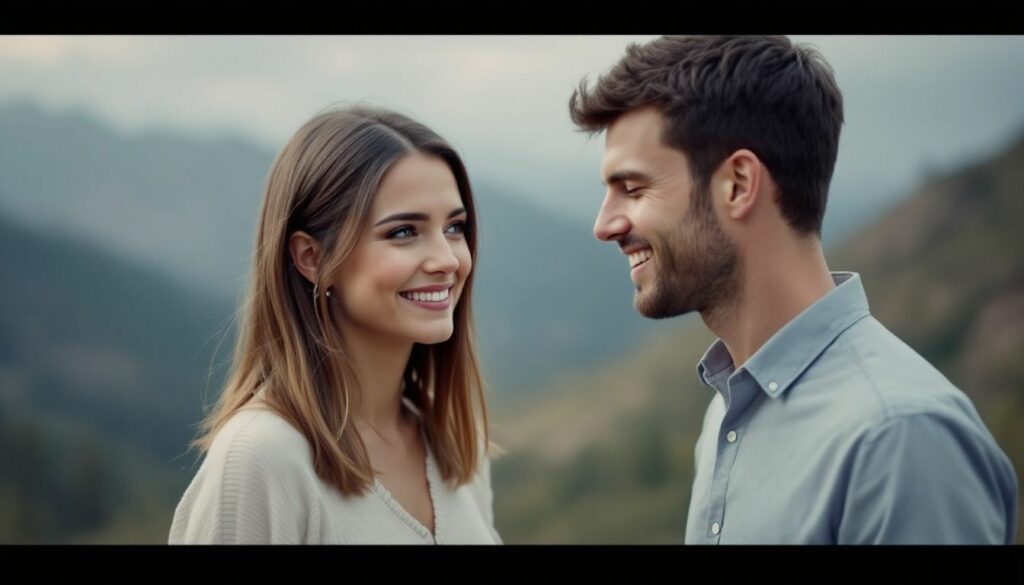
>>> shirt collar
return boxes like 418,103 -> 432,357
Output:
696,336 -> 735,388
695,272 -> 871,399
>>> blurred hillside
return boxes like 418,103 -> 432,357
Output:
0,102 -> 1020,543
0,213 -> 233,542
0,101 -> 657,542
0,100 -> 661,396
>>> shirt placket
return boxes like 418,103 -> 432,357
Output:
705,373 -> 761,544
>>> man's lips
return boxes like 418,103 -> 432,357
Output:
626,247 -> 653,269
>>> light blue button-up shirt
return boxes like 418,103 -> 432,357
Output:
685,272 -> 1018,544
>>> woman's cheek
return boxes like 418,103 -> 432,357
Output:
452,247 -> 472,305
383,248 -> 418,291
457,242 -> 472,277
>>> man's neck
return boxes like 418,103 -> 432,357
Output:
701,236 -> 835,369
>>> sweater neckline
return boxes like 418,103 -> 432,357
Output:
370,397 -> 441,543
250,387 -> 443,543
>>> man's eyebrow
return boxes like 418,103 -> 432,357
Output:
373,207 -> 466,227
603,170 -> 651,186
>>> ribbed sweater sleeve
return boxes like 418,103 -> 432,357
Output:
169,410 -> 322,544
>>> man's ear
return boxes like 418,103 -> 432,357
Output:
720,149 -> 763,222
288,230 -> 322,284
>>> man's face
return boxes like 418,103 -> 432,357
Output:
595,106 -> 739,319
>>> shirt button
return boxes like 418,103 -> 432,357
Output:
768,381 -> 779,392
727,430 -> 737,443
711,522 -> 721,535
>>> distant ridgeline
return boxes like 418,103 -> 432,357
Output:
0,100 -> 654,543
0,99 -> 659,398
1,97 -> 1020,543
0,211 -> 237,542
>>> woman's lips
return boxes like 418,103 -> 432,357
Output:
398,285 -> 453,311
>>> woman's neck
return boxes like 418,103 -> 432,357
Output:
341,327 -> 415,435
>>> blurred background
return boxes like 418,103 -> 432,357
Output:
0,35 -> 1021,544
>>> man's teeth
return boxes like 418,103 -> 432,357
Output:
401,289 -> 450,302
629,249 -> 653,268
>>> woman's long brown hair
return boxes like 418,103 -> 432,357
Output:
189,105 -> 491,495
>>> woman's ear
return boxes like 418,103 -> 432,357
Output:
288,230 -> 322,284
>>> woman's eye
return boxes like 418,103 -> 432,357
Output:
387,226 -> 416,240
446,221 -> 466,235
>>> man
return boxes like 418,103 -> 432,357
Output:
569,35 -> 1018,544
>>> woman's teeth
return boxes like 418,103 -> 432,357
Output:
400,289 -> 450,302
629,249 -> 653,268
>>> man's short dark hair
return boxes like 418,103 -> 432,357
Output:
570,35 -> 844,236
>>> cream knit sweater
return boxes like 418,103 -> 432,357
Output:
168,396 -> 501,544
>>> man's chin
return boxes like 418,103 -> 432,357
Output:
634,288 -> 693,320
633,289 -> 663,319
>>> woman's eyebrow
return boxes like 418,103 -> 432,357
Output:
374,212 -> 427,226
374,207 -> 466,227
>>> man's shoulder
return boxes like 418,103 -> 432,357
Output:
808,315 -> 984,431
830,317 -> 961,394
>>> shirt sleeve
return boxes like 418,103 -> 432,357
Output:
837,411 -> 1018,544
168,417 -> 321,544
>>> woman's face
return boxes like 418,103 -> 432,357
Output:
332,152 -> 472,347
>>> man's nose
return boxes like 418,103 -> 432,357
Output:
594,195 -> 630,242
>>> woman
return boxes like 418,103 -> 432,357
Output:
168,105 -> 501,544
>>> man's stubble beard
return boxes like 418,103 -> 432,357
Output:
635,185 -> 742,321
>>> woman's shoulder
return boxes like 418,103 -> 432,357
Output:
206,401 -> 315,474
176,403 -> 319,508
170,403 -> 320,544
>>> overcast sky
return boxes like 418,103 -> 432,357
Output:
2,35 -> 1023,228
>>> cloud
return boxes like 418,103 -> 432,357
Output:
0,35 -> 1022,225
0,35 -> 150,67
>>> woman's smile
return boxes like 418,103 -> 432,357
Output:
399,284 -> 454,311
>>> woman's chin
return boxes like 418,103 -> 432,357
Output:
409,324 -> 455,346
